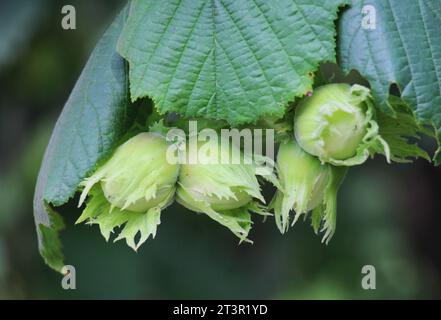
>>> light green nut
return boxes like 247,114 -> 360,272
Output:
80,132 -> 179,211
294,83 -> 390,166
271,141 -> 347,244
176,139 -> 271,243
77,132 -> 180,250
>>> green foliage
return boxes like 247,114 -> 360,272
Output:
77,185 -> 163,251
32,0 -> 441,271
38,206 -> 65,273
117,0 -> 348,125
33,6 -> 137,271
338,0 -> 441,162
311,166 -> 347,244
377,96 -> 432,162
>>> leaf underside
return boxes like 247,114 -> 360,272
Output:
117,0 -> 348,125
338,0 -> 441,163
378,96 -> 432,162
33,6 -> 137,272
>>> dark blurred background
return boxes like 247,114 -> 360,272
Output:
1,0 -> 441,299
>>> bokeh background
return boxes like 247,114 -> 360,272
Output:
1,0 -> 441,299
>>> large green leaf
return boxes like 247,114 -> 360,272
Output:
117,0 -> 348,125
33,7 -> 137,272
338,0 -> 441,163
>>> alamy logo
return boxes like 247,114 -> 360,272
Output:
165,120 -> 275,173
361,5 -> 376,30
61,5 -> 76,30
61,265 -> 76,290
361,265 -> 376,290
